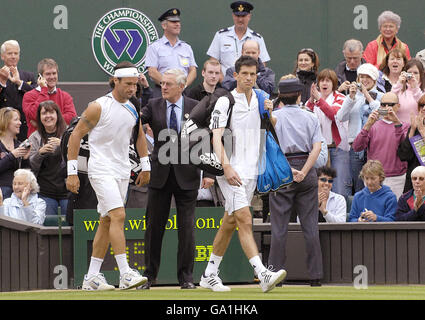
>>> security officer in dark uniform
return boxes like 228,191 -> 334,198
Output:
267,78 -> 324,286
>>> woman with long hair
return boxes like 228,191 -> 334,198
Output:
377,48 -> 408,93
0,107 -> 31,198
28,100 -> 68,216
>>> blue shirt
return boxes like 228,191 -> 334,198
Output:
207,25 -> 270,74
273,105 -> 323,154
166,95 -> 184,133
145,35 -> 197,75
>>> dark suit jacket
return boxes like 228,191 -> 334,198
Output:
140,95 -> 201,190
0,69 -> 36,140
0,69 -> 36,111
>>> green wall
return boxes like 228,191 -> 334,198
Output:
2,0 -> 424,83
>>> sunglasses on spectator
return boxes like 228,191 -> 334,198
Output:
319,177 -> 334,183
380,102 -> 397,107
412,176 -> 425,181
419,103 -> 425,108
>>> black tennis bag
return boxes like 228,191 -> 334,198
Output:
181,88 -> 235,176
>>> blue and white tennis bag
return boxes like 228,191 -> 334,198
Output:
255,89 -> 293,194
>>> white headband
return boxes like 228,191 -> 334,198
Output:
113,67 -> 139,78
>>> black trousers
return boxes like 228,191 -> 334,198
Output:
143,166 -> 198,285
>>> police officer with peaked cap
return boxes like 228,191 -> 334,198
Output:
267,78 -> 324,287
206,1 -> 270,75
145,8 -> 197,97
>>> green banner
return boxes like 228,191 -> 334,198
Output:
73,208 -> 253,286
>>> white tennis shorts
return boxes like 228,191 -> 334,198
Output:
216,176 -> 257,215
89,175 -> 129,217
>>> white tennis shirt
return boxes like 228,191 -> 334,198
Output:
88,92 -> 138,179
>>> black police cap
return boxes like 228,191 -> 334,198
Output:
158,8 -> 181,22
230,1 -> 254,16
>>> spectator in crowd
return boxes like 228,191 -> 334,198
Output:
391,58 -> 425,125
352,92 -> 409,200
206,1 -> 270,76
268,78 -> 323,286
377,48 -> 408,93
139,68 -> 213,290
145,8 -> 197,98
184,58 -> 222,101
0,40 -> 36,141
0,168 -> 46,225
336,39 -> 366,95
348,160 -> 397,222
222,40 -> 275,95
417,49 -> 425,71
317,166 -> 347,223
135,73 -> 152,108
395,165 -> 425,221
0,107 -> 30,199
28,101 -> 67,216
397,94 -> 425,192
293,48 -> 320,105
306,69 -> 351,198
337,63 -> 383,193
363,10 -> 411,69
22,58 -> 77,137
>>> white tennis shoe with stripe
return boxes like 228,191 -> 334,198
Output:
259,267 -> 287,293
200,272 -> 231,292
82,273 -> 115,291
119,269 -> 148,290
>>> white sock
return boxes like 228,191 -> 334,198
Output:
87,257 -> 103,277
204,253 -> 223,276
115,253 -> 130,275
249,255 -> 266,277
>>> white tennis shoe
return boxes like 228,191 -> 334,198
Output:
119,269 -> 147,290
259,268 -> 287,293
82,273 -> 115,291
200,272 -> 231,292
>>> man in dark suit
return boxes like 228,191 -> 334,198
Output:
0,40 -> 36,141
138,68 -> 214,289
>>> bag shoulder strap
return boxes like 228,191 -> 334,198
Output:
254,89 -> 280,144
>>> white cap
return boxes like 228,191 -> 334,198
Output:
357,63 -> 379,81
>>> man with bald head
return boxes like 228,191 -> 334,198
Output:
222,40 -> 275,94
396,166 -> 425,221
353,92 -> 409,199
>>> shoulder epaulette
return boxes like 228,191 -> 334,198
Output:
251,30 -> 262,39
219,28 -> 229,34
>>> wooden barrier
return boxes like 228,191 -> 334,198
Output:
254,222 -> 425,284
0,216 -> 73,292
2,213 -> 425,291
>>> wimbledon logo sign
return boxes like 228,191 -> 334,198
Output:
92,8 -> 159,75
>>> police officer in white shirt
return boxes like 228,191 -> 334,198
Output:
145,8 -> 197,97
206,1 -> 270,76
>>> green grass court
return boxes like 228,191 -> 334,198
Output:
1,284 -> 424,300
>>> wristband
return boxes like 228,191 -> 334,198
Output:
67,160 -> 78,176
140,156 -> 151,171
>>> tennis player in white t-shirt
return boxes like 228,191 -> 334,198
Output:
199,55 -> 286,293
66,62 -> 151,291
